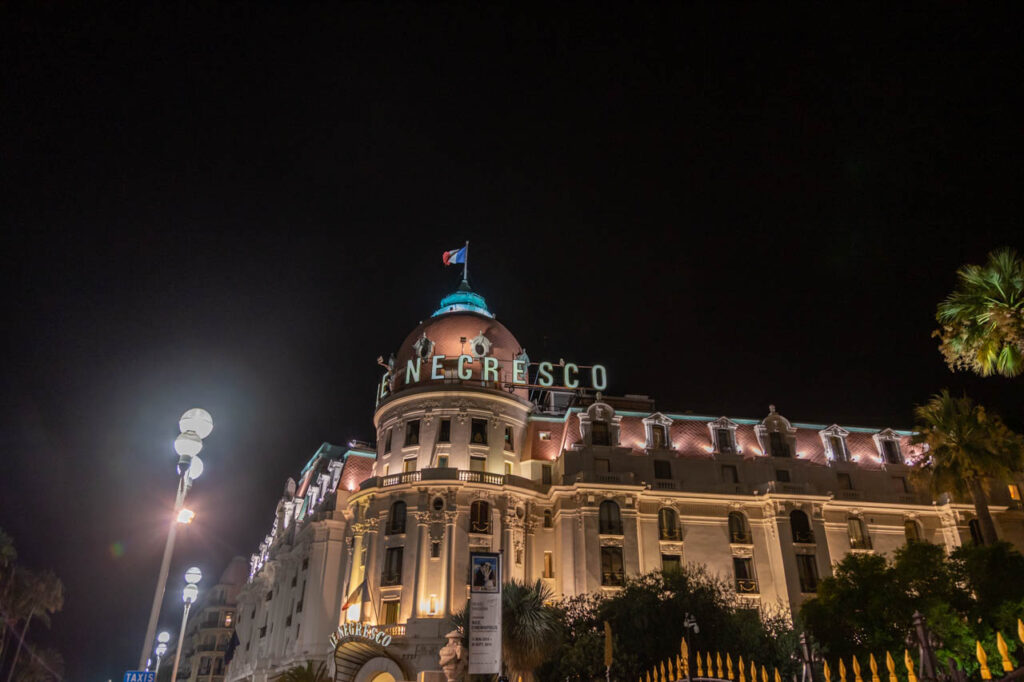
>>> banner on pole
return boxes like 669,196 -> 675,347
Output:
468,551 -> 502,675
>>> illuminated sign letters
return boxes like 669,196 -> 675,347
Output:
329,622 -> 393,649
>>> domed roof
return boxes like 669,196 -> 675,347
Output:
389,285 -> 526,397
762,404 -> 792,432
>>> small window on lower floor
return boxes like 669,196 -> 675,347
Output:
653,460 -> 672,479
437,454 -> 449,469
600,546 -> 624,586
403,458 -> 416,473
539,431 -> 552,441
796,554 -> 818,593
733,557 -> 757,593
470,456 -> 486,472
543,551 -> 554,578
775,469 -> 791,482
504,462 -> 513,475
431,541 -> 441,558
662,554 -> 682,574
541,464 -> 552,485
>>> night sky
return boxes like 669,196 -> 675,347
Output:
2,4 -> 1022,680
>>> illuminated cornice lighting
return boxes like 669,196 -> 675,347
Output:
177,508 -> 196,524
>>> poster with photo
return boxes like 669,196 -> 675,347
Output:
468,551 -> 502,674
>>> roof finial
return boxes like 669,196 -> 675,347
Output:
769,404 -> 776,414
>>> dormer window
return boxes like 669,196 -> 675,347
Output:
643,413 -> 673,450
708,417 -> 739,455
756,406 -> 795,458
592,422 -> 610,446
769,431 -> 791,458
580,402 -> 621,447
873,429 -> 904,465
819,425 -> 850,463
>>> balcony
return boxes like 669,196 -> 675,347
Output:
381,572 -> 402,587
361,469 -> 546,492
791,530 -> 815,544
729,531 -> 752,544
601,571 -> 625,587
381,624 -> 406,637
735,579 -> 759,594
849,536 -> 873,550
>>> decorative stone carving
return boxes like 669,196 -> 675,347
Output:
439,629 -> 465,682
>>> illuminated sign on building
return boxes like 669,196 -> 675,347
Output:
329,623 -> 393,648
376,356 -> 608,402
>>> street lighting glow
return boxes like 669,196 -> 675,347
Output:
182,584 -> 198,603
174,431 -> 203,457
179,408 -> 214,440
155,643 -> 167,656
187,455 -> 204,480
176,508 -> 196,524
157,631 -> 170,643
184,566 -> 202,584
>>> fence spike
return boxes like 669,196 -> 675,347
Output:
749,660 -> 757,682
696,653 -> 704,678
1018,619 -> 1024,646
680,654 -> 689,679
774,668 -> 782,682
997,632 -> 1013,672
903,650 -> 917,682
717,652 -> 724,679
976,641 -> 992,681
661,659 -> 668,682
739,656 -> 746,682
708,653 -> 714,678
823,660 -> 831,682
852,656 -> 863,682
727,653 -> 735,680
839,659 -> 847,682
682,639 -> 689,666
761,664 -> 769,682
885,651 -> 897,682
869,653 -> 880,682
646,670 -> 652,682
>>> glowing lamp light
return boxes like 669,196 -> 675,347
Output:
346,603 -> 361,621
704,445 -> 714,454
176,508 -> 196,524
428,594 -> 438,615
182,584 -> 198,603
174,431 -> 203,457
179,408 -> 214,440
184,566 -> 202,584
187,456 -> 204,480
155,643 -> 167,656
157,631 -> 171,644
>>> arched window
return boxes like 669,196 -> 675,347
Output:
728,511 -> 750,544
658,508 -> 679,540
904,519 -> 922,543
599,500 -> 622,535
470,500 -> 491,534
387,500 -> 406,535
968,519 -> 983,546
848,517 -> 871,549
543,510 -> 553,528
789,510 -> 814,543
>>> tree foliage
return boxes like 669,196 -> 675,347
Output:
800,541 -> 1024,674
935,247 -> 1024,377
538,567 -> 799,682
273,660 -> 330,682
911,390 -> 1024,544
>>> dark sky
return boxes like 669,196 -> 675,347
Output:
2,3 -> 1022,680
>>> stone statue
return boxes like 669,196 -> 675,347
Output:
438,629 -> 465,682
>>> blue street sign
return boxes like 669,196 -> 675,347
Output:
124,672 -> 155,682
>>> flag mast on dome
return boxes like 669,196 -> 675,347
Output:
442,241 -> 470,285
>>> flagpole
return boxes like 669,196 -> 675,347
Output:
462,240 -> 469,284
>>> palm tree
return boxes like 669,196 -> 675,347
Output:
501,579 -> 562,682
912,390 -> 1024,545
4,568 -> 63,682
274,660 -> 330,682
935,247 -> 1024,377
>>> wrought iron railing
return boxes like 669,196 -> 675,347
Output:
735,578 -> 759,594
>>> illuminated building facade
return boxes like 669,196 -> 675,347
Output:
226,285 -> 1024,682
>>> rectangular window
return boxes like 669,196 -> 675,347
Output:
715,428 -> 736,454
471,418 -> 488,445
662,554 -> 682,574
437,454 -> 449,469
470,456 -> 486,472
796,554 -> 818,593
882,439 -> 902,464
653,460 -> 672,479
505,426 -> 514,450
769,431 -> 790,457
848,518 -> 870,549
382,547 -> 403,586
539,431 -> 552,441
405,420 -> 420,447
827,435 -> 847,462
592,421 -> 610,445
595,458 -> 611,474
431,541 -> 441,558
721,465 -> 739,483
837,473 -> 853,490
1010,484 -> 1022,501
733,557 -> 757,593
403,458 -> 416,473
650,425 -> 667,449
543,551 -> 554,578
382,463 -> 390,477
199,657 -> 212,675
438,418 -> 451,443
383,600 -> 400,625
775,469 -> 791,483
384,428 -> 392,453
600,546 -> 624,586
504,462 -> 513,475
541,464 -> 552,485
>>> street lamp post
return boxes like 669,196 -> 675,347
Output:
137,408 -> 213,670
170,568 -> 202,682
152,631 -> 170,674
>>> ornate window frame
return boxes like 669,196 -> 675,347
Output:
642,412 -> 673,450
708,417 -> 739,455
873,429 -> 905,465
578,402 -> 622,447
469,332 -> 492,358
754,408 -> 797,457
819,424 -> 850,463
412,333 -> 434,360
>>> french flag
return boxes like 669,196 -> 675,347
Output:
442,246 -> 467,265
